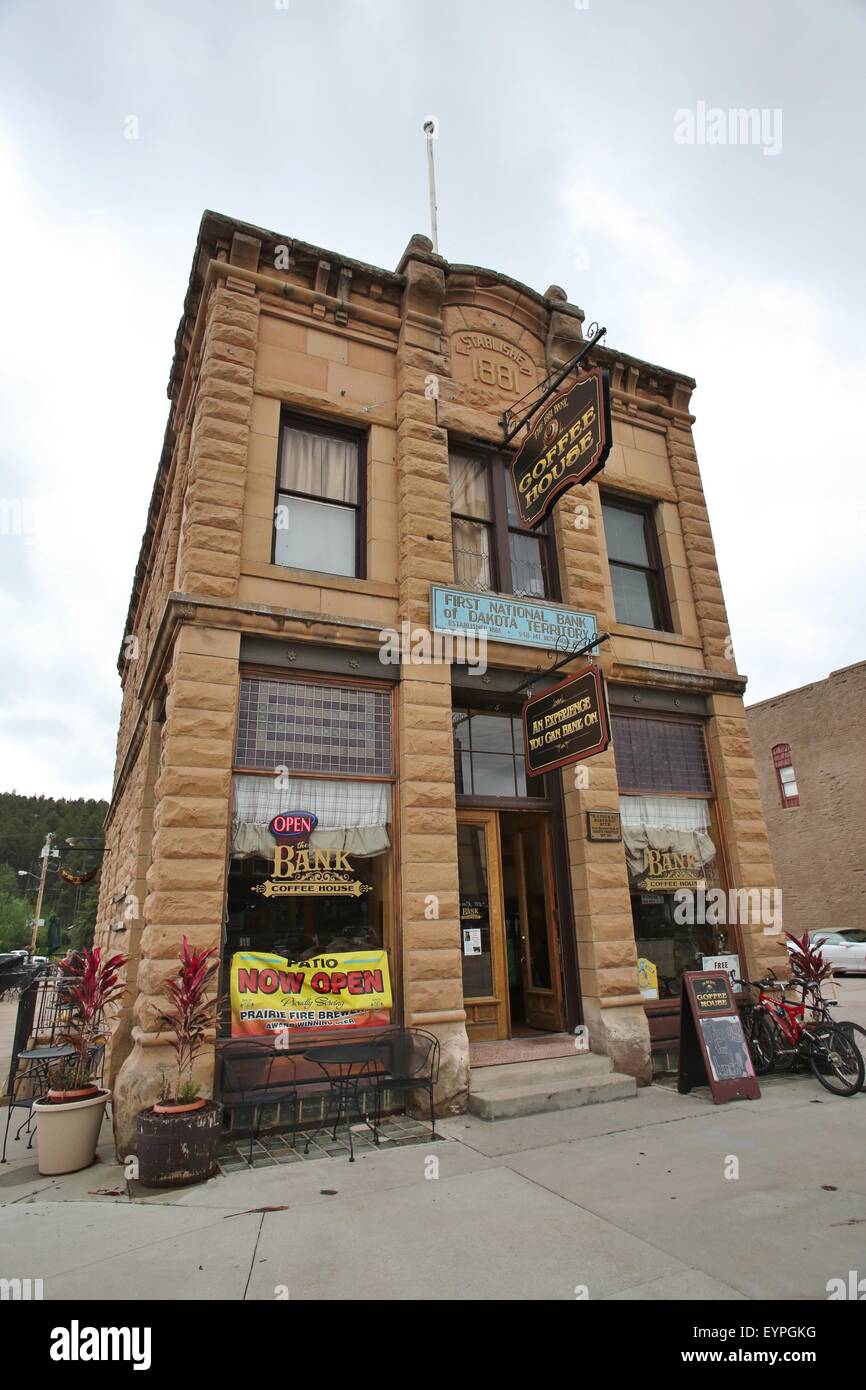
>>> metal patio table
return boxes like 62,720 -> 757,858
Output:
302,1042 -> 389,1161
16,1043 -> 76,1089
1,1044 -> 76,1160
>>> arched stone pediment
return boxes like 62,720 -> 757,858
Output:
442,273 -> 547,419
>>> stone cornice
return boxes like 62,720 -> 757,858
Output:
610,657 -> 747,697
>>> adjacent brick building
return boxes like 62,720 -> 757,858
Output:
96,210 -> 786,1148
748,661 -> 866,938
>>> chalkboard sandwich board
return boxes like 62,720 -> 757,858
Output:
677,970 -> 760,1104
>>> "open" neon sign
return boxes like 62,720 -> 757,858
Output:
269,811 -> 318,841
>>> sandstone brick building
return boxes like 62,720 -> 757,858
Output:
748,661 -> 866,938
96,210 -> 786,1147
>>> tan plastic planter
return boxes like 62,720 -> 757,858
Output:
33,1089 -> 110,1175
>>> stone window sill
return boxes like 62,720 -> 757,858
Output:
241,559 -> 398,599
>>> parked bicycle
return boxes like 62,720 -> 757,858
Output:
788,972 -> 866,1073
736,972 -> 864,1097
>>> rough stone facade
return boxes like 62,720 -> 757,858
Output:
97,210 -> 785,1151
748,662 -> 866,938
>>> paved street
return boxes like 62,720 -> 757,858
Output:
2,1054 -> 866,1300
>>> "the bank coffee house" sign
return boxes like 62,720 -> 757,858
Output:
522,665 -> 611,776
511,367 -> 612,529
253,811 -> 372,899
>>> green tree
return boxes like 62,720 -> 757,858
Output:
0,792 -> 109,950
0,862 -> 32,951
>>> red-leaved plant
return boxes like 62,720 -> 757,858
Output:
786,931 -> 833,986
157,936 -> 219,1105
53,947 -> 128,1094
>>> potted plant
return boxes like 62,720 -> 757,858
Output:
786,931 -> 833,988
33,947 -> 128,1176
135,936 -> 223,1188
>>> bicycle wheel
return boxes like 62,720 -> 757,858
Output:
807,1024 -> 865,1097
834,1021 -> 866,1085
746,1008 -> 777,1075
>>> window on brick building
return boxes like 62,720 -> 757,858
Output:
273,415 -> 364,578
601,496 -> 671,630
772,743 -> 800,808
612,714 -> 732,1004
449,448 -> 557,599
452,706 -> 545,798
222,672 -> 396,1036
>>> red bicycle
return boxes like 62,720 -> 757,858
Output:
737,973 -> 864,1097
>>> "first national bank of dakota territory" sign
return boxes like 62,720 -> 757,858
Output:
431,585 -> 598,653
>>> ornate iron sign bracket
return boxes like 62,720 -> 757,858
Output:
501,323 -> 608,446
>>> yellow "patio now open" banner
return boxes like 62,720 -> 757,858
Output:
230,950 -> 392,1037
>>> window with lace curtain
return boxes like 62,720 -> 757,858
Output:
449,447 -> 557,599
273,415 -> 364,578
611,714 -> 732,1009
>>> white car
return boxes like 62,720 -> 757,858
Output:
789,929 -> 866,976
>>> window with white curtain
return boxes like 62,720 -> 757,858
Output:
232,774 -> 391,858
619,794 -> 716,886
274,420 -> 362,577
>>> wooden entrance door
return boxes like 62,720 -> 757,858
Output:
513,818 -> 565,1032
457,810 -> 509,1040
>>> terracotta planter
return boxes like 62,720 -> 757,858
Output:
135,1099 -> 223,1189
152,1097 -> 207,1116
33,1089 -> 110,1176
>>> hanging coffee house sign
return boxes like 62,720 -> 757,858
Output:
522,664 -> 611,776
253,811 -> 372,899
511,367 -> 612,529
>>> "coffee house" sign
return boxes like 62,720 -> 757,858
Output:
511,367 -> 612,529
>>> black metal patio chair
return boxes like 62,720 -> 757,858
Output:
219,1040 -> 302,1165
365,1028 -> 440,1135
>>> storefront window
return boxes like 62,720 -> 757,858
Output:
227,773 -> 392,946
614,716 -> 735,1002
621,794 -> 724,998
224,675 -> 396,1037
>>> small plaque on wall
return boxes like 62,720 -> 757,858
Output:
586,810 -> 622,842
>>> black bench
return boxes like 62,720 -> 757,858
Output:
217,1027 -> 440,1163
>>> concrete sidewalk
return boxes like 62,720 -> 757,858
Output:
2,1072 -> 865,1301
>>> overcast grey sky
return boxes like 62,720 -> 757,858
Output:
1,0 -> 864,799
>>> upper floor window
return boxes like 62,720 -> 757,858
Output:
601,496 -> 670,630
772,743 -> 800,808
273,416 -> 364,578
449,448 -> 557,599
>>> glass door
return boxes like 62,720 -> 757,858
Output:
457,810 -> 509,1040
513,818 -> 564,1032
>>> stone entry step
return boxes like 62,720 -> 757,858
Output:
467,1053 -> 637,1120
